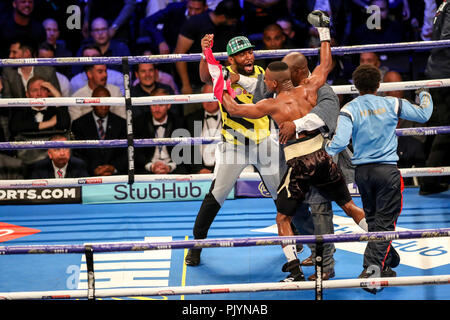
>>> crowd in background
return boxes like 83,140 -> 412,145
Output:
0,0 -> 447,194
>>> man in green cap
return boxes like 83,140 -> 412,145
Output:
185,33 -> 283,267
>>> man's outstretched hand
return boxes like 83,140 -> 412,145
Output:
278,121 -> 296,144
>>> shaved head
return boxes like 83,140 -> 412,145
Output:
281,52 -> 310,86
266,61 -> 291,83
282,52 -> 308,70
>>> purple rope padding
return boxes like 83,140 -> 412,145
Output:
1,40 -> 449,67
1,228 -> 449,255
0,137 -> 220,150
395,126 -> 450,136
0,126 -> 448,150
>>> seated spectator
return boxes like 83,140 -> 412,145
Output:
70,45 -> 125,95
78,17 -> 131,72
185,83 -> 221,174
42,18 -> 72,58
141,0 -> 209,54
131,62 -> 180,118
82,0 -> 136,42
133,87 -> 187,174
254,23 -> 296,69
42,18 -> 73,78
9,76 -> 71,166
70,63 -> 124,122
71,86 -> 128,176
352,0 -> 405,45
132,49 -> 179,94
0,120 -> 23,179
2,37 -> 61,99
37,42 -> 71,97
0,0 -> 46,58
242,0 -> 287,37
276,16 -> 308,49
28,134 -> 88,179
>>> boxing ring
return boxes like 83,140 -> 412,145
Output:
0,40 -> 449,302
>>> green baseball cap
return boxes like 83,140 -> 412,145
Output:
226,36 -> 255,56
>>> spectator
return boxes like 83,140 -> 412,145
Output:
78,17 -> 131,73
9,76 -> 70,166
133,87 -> 187,174
174,0 -> 243,95
2,37 -> 60,140
359,52 -> 389,79
70,63 -> 124,122
276,16 -> 308,49
2,37 -> 61,99
141,0 -> 209,54
42,18 -> 72,59
288,0 -> 352,47
37,42 -> 71,97
28,134 -> 89,179
131,62 -> 178,118
185,83 -> 221,174
132,48 -> 179,95
242,0 -> 287,37
70,45 -> 125,95
71,86 -> 128,176
42,18 -> 73,79
420,0 -> 450,195
82,0 -> 136,42
0,0 -> 46,58
254,23 -> 296,69
0,120 -> 23,179
352,0 -> 405,45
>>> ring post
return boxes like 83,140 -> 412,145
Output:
84,245 -> 95,300
315,236 -> 324,301
122,57 -> 135,185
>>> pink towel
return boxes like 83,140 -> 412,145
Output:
203,42 -> 236,104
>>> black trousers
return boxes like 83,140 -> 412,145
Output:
355,163 -> 403,270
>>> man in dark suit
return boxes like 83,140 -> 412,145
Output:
1,37 -> 61,141
71,86 -> 128,176
28,134 -> 89,179
9,75 -> 71,166
133,87 -> 187,174
185,83 -> 221,174
2,37 -> 61,99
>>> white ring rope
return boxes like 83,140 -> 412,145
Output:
0,274 -> 448,300
0,167 -> 448,188
0,79 -> 448,108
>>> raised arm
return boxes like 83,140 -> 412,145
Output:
306,11 -> 333,92
199,34 -> 214,84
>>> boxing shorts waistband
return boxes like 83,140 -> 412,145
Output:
283,133 -> 324,161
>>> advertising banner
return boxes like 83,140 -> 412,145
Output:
0,187 -> 81,204
82,181 -> 234,204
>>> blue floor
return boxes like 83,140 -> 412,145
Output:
0,187 -> 449,300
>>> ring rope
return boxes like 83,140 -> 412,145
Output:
0,274 -> 448,300
0,126 -> 448,151
1,228 -> 449,255
1,40 -> 449,67
1,78 -> 449,108
0,167 -> 448,189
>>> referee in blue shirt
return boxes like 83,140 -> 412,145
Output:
325,64 -> 433,292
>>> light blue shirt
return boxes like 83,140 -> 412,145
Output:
325,92 -> 433,165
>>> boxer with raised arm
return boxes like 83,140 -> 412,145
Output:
222,11 -> 365,281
